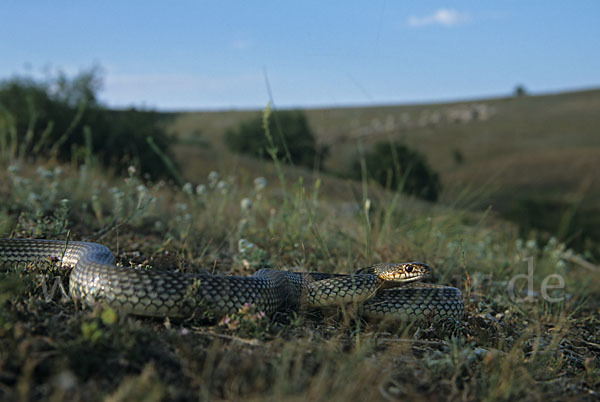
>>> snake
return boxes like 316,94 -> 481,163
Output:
0,238 -> 464,322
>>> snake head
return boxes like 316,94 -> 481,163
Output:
357,262 -> 432,286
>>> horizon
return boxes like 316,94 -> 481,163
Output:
1,1 -> 599,110
140,85 -> 600,113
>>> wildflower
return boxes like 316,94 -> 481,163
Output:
240,198 -> 253,211
208,171 -> 220,188
136,184 -> 148,196
182,182 -> 193,195
240,302 -> 252,314
54,370 -> 77,391
128,166 -> 136,176
238,239 -> 256,254
217,180 -> 229,194
37,166 -> 54,180
254,177 -> 268,191
175,203 -> 188,212
218,315 -> 240,330
109,187 -> 123,197
7,164 -> 21,174
195,184 -> 207,196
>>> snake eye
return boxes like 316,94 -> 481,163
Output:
405,265 -> 413,273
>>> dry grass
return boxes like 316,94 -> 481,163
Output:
0,90 -> 599,400
168,88 -> 600,259
0,154 -> 598,400
169,88 -> 600,209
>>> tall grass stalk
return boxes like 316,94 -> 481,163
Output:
49,99 -> 87,158
303,178 -> 333,264
262,67 -> 293,166
262,103 -> 286,191
262,103 -> 292,219
19,95 -> 38,161
83,125 -> 94,168
0,105 -> 18,161
0,112 -> 8,160
31,120 -> 54,155
357,142 -> 372,263
146,136 -> 185,187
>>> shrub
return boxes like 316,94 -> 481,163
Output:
452,148 -> 465,165
504,197 -> 600,260
353,141 -> 441,201
0,69 -> 177,180
225,109 -> 327,169
514,84 -> 528,97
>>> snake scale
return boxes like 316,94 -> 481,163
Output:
0,238 -> 464,322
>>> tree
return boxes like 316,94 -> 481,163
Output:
0,69 -> 177,180
353,141 -> 441,201
514,84 -> 528,97
225,109 -> 327,169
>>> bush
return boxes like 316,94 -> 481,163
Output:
225,109 -> 327,169
514,84 -> 528,97
504,197 -> 600,261
353,141 -> 441,201
452,148 -> 465,165
0,69 -> 177,180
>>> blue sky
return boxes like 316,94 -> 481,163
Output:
1,1 -> 599,110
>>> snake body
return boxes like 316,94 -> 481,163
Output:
0,238 -> 464,321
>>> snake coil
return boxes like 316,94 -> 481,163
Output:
0,238 -> 464,321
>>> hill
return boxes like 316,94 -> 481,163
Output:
168,88 -> 600,257
1,88 -> 599,400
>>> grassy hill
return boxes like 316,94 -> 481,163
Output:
1,87 -> 599,400
169,88 -> 600,258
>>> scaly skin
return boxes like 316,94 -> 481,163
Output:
0,238 -> 464,321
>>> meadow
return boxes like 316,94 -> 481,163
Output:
0,90 -> 599,400
171,89 -> 600,257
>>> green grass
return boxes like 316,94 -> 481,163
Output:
169,88 -> 600,259
169,89 -> 600,200
1,151 -> 599,400
0,96 -> 599,400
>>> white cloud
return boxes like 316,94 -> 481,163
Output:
408,9 -> 470,28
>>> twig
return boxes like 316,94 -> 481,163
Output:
563,254 -> 599,272
372,337 -> 447,347
191,329 -> 261,346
